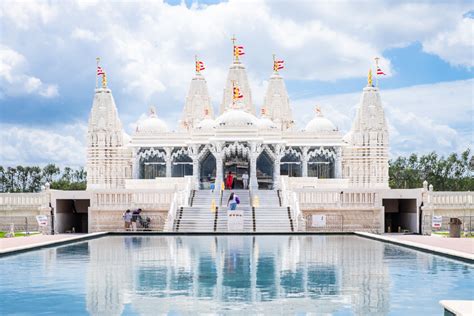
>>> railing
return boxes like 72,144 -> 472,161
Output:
280,176 -> 304,231
286,177 -> 350,190
296,190 -> 379,209
424,191 -> 474,209
0,192 -> 49,210
164,176 -> 193,232
90,190 -> 175,210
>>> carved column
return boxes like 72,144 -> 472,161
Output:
165,147 -> 172,177
132,148 -> 140,179
249,142 -> 259,191
302,146 -> 309,177
213,142 -> 224,191
335,147 -> 342,178
273,159 -> 280,190
190,145 -> 200,190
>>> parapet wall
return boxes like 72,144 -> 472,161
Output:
88,209 -> 168,233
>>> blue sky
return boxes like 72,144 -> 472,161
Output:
0,0 -> 473,167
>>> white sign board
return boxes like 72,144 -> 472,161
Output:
312,215 -> 326,228
432,216 -> 442,228
36,215 -> 48,227
227,210 -> 244,232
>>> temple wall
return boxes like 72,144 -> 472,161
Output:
88,209 -> 168,233
301,208 -> 383,233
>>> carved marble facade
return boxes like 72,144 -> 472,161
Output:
86,55 -> 389,191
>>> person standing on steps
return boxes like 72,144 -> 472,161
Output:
225,171 -> 234,190
227,192 -> 240,211
242,171 -> 249,190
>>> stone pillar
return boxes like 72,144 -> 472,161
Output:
192,159 -> 200,190
302,147 -> 309,177
273,159 -> 280,190
215,154 -> 223,191
335,147 -> 342,178
165,148 -> 172,177
132,148 -> 140,179
249,154 -> 258,191
191,145 -> 200,190
249,142 -> 259,191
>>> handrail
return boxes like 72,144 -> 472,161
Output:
164,176 -> 193,232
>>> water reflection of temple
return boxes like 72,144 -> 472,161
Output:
85,236 -> 391,315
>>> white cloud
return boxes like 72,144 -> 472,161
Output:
0,122 -> 87,167
71,28 -> 100,42
423,18 -> 474,68
0,45 -> 59,98
292,79 -> 473,157
0,0 -> 58,30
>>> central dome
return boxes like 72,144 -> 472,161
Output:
134,106 -> 169,135
304,107 -> 337,133
215,106 -> 258,129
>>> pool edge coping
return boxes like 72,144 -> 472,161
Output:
1,231 -> 472,264
355,232 -> 474,264
0,232 -> 108,257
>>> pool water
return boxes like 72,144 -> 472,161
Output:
0,235 -> 472,315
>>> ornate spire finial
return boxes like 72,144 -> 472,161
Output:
273,54 -> 285,73
95,57 -> 101,89
232,35 -> 244,63
367,69 -> 373,87
101,72 -> 107,88
149,105 -> 156,117
195,55 -> 205,74
315,105 -> 322,116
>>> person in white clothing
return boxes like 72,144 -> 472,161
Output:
242,172 -> 249,190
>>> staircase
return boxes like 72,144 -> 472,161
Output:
252,190 -> 294,232
173,189 -> 294,233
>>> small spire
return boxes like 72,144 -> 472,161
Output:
367,69 -> 373,87
95,57 -> 100,89
315,105 -> 322,116
149,105 -> 156,117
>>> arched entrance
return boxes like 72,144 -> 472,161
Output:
138,148 -> 166,179
308,156 -> 335,178
172,149 -> 193,177
222,143 -> 250,189
199,151 -> 216,189
257,151 -> 273,189
280,149 -> 302,177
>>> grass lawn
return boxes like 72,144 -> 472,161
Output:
432,231 -> 474,238
0,231 -> 40,238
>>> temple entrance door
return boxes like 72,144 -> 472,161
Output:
200,152 -> 216,189
257,151 -> 274,189
223,156 -> 249,189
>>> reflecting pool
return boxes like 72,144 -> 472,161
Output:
0,235 -> 472,315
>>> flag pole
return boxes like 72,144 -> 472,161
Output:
374,57 -> 379,88
195,55 -> 198,74
231,34 -> 237,62
96,57 -> 100,89
273,53 -> 276,74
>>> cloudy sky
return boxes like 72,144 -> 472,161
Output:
0,0 -> 473,167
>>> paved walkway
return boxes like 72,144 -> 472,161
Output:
390,235 -> 474,255
0,233 -> 103,254
357,232 -> 474,261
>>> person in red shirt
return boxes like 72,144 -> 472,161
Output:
225,171 -> 234,189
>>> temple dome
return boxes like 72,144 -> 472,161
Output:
304,107 -> 337,133
195,118 -> 216,132
134,106 -> 168,135
215,104 -> 258,129
258,117 -> 278,131
258,109 -> 278,131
